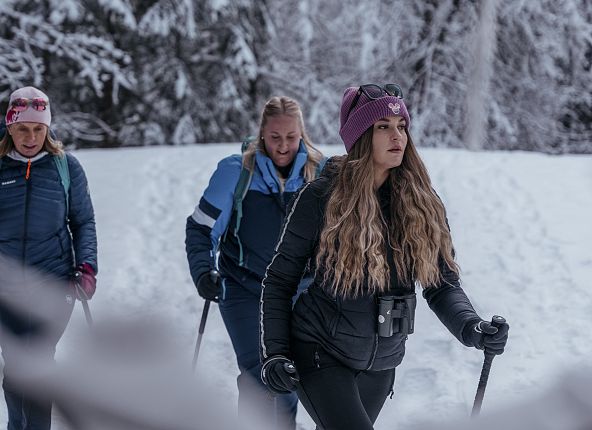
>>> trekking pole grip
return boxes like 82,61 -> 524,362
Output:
484,315 -> 506,358
73,271 -> 93,326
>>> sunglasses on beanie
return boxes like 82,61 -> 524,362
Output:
347,84 -> 404,117
9,98 -> 49,112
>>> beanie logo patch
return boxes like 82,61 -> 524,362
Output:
6,109 -> 20,125
388,103 -> 401,115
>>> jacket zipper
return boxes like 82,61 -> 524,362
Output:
366,333 -> 379,370
268,162 -> 290,213
21,159 -> 32,263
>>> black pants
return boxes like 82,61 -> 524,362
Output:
292,340 -> 396,430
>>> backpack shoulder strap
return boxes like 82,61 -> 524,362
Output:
233,135 -> 258,208
227,163 -> 253,267
233,164 -> 254,210
53,153 -> 71,214
222,135 -> 257,267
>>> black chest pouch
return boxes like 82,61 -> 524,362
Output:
377,293 -> 417,337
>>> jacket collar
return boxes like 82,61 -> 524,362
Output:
8,149 -> 49,163
255,140 -> 309,189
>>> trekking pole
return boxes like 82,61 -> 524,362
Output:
192,300 -> 210,370
471,315 -> 506,417
192,270 -> 219,370
73,271 -> 93,327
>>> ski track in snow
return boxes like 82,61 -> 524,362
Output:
1,145 -> 590,429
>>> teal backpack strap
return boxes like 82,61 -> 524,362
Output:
53,154 -> 71,215
222,135 -> 257,267
241,135 -> 255,153
230,165 -> 254,267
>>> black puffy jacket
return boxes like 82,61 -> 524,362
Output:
0,151 -> 97,281
260,160 -> 481,371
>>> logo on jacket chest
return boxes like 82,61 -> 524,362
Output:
1,179 -> 16,186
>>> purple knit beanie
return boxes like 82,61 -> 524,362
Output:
339,86 -> 410,153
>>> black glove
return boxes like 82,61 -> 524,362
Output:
261,356 -> 300,394
196,271 -> 221,302
468,318 -> 509,355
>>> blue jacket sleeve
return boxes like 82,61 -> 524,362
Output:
185,155 -> 242,285
67,153 -> 98,273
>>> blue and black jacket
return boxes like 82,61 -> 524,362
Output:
185,142 -> 315,297
0,150 -> 97,280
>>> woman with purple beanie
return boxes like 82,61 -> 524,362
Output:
259,84 -> 509,429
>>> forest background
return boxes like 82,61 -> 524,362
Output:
0,0 -> 590,154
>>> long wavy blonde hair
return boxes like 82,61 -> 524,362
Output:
0,125 -> 64,157
316,128 -> 459,298
242,96 -> 323,182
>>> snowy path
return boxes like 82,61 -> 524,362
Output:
378,149 -> 592,427
1,145 -> 591,429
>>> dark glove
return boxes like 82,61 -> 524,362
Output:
468,318 -> 509,355
261,356 -> 300,394
196,270 -> 221,302
71,263 -> 97,300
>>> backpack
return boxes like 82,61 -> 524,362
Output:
0,121 -> 71,213
225,136 -> 326,267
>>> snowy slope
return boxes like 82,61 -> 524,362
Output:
1,144 -> 591,429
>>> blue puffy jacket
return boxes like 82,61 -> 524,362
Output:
186,142 -> 315,297
0,151 -> 97,280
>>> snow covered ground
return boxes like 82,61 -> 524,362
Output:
1,144 -> 591,428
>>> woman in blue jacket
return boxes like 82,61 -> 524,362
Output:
185,96 -> 324,429
0,86 -> 98,430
